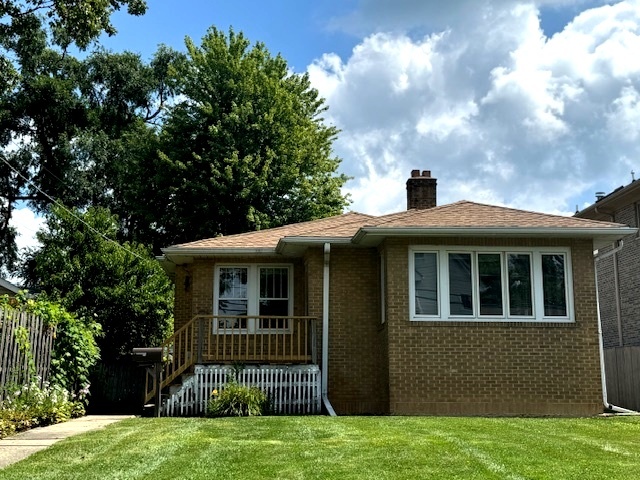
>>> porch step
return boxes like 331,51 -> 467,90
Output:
168,373 -> 195,396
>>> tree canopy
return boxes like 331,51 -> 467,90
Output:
0,0 -> 151,273
0,1 -> 147,51
132,28 -> 349,247
21,205 -> 173,361
1,25 -> 349,273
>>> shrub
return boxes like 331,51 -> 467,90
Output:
0,380 -> 85,439
0,292 -> 100,401
206,382 -> 269,417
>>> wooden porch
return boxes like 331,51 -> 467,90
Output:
144,315 -> 317,405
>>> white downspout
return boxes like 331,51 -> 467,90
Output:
322,243 -> 337,416
594,241 -> 638,414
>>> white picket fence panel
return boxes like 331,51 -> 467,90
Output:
162,364 -> 321,416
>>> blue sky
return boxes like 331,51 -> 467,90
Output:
12,0 -> 640,252
100,1 -> 588,70
99,0 -> 359,71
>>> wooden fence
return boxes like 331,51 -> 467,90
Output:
604,346 -> 640,411
0,308 -> 55,398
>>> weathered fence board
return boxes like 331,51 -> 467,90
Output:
604,346 -> 640,411
163,364 -> 321,416
0,308 -> 55,398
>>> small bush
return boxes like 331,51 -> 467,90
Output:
206,382 -> 269,417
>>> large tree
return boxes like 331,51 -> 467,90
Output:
2,23 -> 349,272
137,27 -> 349,247
0,0 -> 151,273
21,205 -> 173,361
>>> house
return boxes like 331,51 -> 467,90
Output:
575,181 -> 640,348
158,170 -> 633,416
575,180 -> 640,411
0,278 -> 19,297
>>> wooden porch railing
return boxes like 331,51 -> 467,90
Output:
144,315 -> 317,404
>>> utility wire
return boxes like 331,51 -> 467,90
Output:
0,155 -> 149,262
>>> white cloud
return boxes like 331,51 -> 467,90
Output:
311,0 -> 640,215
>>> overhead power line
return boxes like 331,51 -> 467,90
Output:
0,155 -> 149,262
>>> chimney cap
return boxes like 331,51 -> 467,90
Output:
410,169 -> 432,178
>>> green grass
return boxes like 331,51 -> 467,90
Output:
2,416 -> 640,479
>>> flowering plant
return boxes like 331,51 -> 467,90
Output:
206,382 -> 269,417
0,380 -> 86,438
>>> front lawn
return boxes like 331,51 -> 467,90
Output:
2,416 -> 639,479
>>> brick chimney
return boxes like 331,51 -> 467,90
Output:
406,170 -> 437,210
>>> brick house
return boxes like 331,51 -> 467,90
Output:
574,181 -> 640,411
575,181 -> 640,348
157,170 -> 633,416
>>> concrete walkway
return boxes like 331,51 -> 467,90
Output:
0,415 -> 134,469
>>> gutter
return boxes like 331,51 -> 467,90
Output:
594,241 -> 638,414
322,242 -> 336,416
162,247 -> 277,257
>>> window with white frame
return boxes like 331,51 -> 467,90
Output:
214,264 -> 292,332
409,246 -> 573,322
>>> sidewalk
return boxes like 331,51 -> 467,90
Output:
0,415 -> 134,469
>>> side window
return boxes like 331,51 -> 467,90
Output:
507,253 -> 533,317
541,254 -> 567,317
414,252 -> 438,316
477,253 -> 503,316
448,253 -> 473,316
217,267 -> 248,329
259,267 -> 290,329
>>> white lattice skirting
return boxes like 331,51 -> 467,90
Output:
162,364 -> 322,416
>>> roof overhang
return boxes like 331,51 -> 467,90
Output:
160,247 -> 280,270
351,226 -> 637,250
275,237 -> 353,255
160,237 -> 363,263
576,180 -> 640,221
158,225 -> 636,268
0,277 -> 19,294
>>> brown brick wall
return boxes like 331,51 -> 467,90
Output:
174,266 -> 193,332
382,237 -> 603,416
304,248 -> 324,366
325,247 -> 388,414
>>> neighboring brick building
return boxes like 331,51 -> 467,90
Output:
160,170 -> 633,416
575,181 -> 640,348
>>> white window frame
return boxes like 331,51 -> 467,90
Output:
409,246 -> 574,323
213,264 -> 294,333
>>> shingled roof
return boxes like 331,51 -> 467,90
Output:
162,200 -> 633,258
165,212 -> 375,250
372,201 -> 618,229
